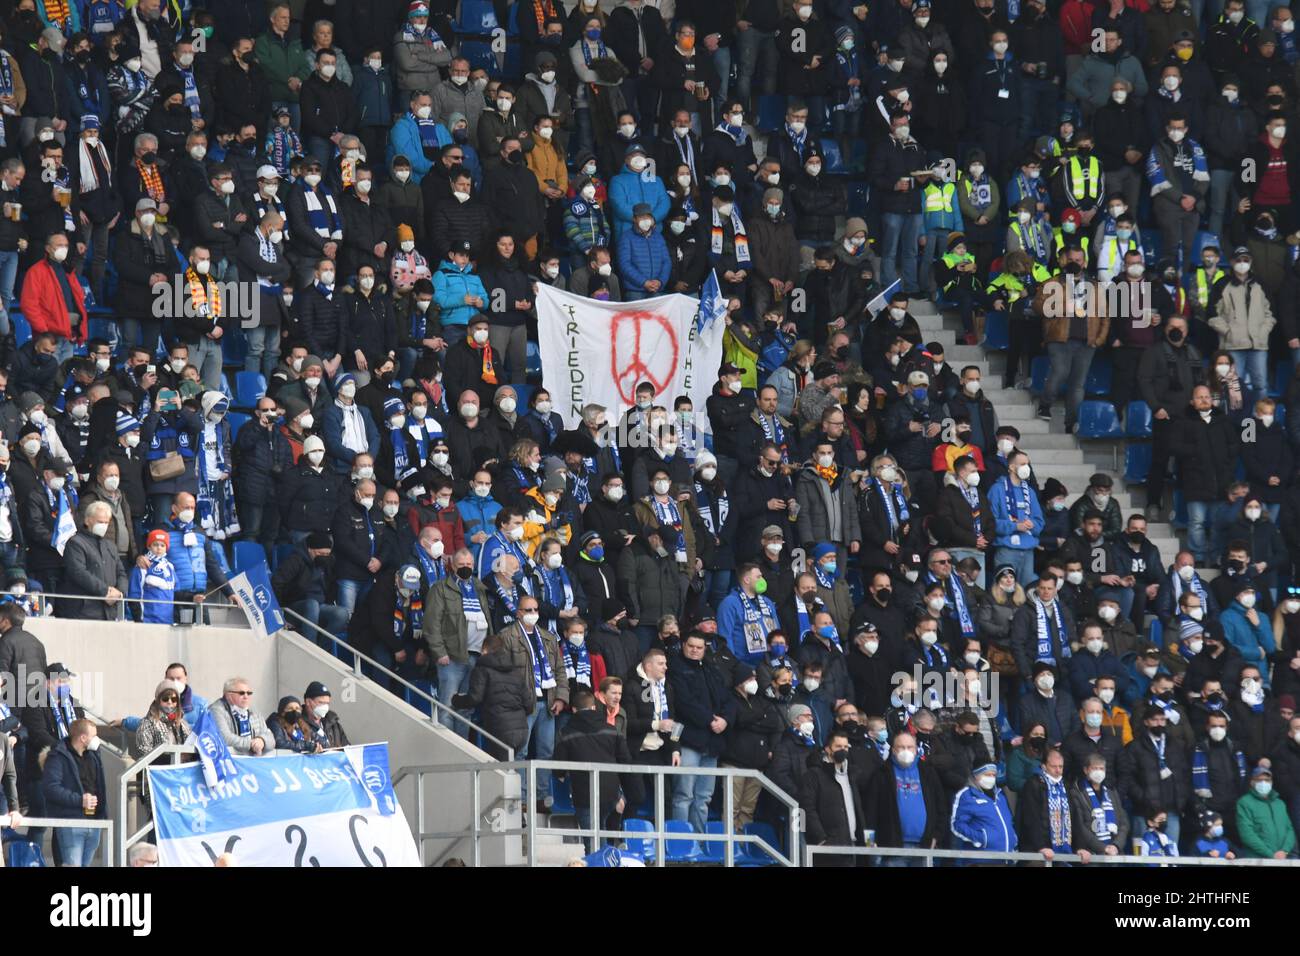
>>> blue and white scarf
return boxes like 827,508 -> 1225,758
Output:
256,229 -> 283,295
491,530 -> 531,573
197,419 -> 239,539
415,545 -> 445,585
533,409 -> 558,445
523,627 -> 556,695
409,110 -> 445,152
1085,782 -> 1116,841
303,183 -> 343,239
814,562 -> 837,591
51,689 -> 76,739
785,123 -> 808,161
458,577 -> 482,614
1192,742 -> 1246,793
930,570 -> 975,638
580,36 -> 608,67
1044,771 -> 1073,853
402,19 -> 445,46
693,482 -> 729,536
794,594 -> 814,641
873,478 -> 909,534
959,482 -> 982,537
177,65 -> 201,122
740,592 -> 779,655
390,424 -> 414,482
540,567 -> 575,628
1034,598 -> 1067,664
651,495 -> 686,562
920,639 -> 947,671
512,464 -> 542,495
494,577 -> 522,620
564,638 -> 592,686
758,413 -> 788,460
1169,568 -> 1207,606
714,120 -> 748,146
1002,476 -> 1033,526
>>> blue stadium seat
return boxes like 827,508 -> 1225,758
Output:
1271,362 -> 1289,399
1124,443 -> 1151,483
1148,617 -> 1163,648
455,0 -> 499,32
526,340 -> 541,375
235,371 -> 267,408
222,326 -> 248,368
821,140 -> 846,175
1076,401 -> 1123,439
738,821 -> 781,866
1143,230 -> 1162,266
619,818 -> 656,862
1085,356 -> 1112,396
232,540 -> 265,574
1192,230 -> 1219,260
458,40 -> 497,73
756,94 -> 786,133
1124,401 -> 1153,438
220,373 -> 234,401
845,181 -> 869,218
513,383 -> 534,409
549,775 -> 574,815
700,820 -> 727,863
664,819 -> 700,862
1278,403 -> 1288,427
983,310 -> 1009,350
1030,355 -> 1054,394
272,542 -> 295,570
226,411 -> 251,436
12,311 -> 30,347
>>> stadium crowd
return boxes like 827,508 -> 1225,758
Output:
0,0 -> 1294,866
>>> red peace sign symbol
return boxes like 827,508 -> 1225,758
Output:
609,309 -> 680,405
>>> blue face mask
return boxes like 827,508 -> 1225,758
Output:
821,562 -> 837,576
1086,712 -> 1103,729
770,643 -> 787,657
876,728 -> 889,743
1210,824 -> 1224,838
587,545 -> 604,561
818,624 -> 837,639
912,387 -> 928,401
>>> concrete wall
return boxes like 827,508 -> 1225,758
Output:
30,618 -> 522,866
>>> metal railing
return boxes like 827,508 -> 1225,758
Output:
7,817 -> 115,867
396,759 -> 803,868
281,607 -> 514,759
805,844 -> 1300,867
27,589 -> 242,622
118,743 -> 191,867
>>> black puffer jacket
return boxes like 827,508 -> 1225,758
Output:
278,461 -> 345,533
339,193 -> 392,279
342,288 -> 399,369
299,73 -> 359,141
459,650 -> 535,758
232,418 -> 294,504
668,649 -> 736,757
789,171 -> 844,244
723,692 -> 783,769
616,537 -> 684,624
298,284 -> 348,361
427,194 -> 496,262
112,223 -> 179,322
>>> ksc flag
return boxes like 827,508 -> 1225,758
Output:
536,283 -> 728,434
865,279 -> 902,318
228,561 -> 285,639
51,489 -> 75,555
148,743 -> 420,867
188,707 -> 237,788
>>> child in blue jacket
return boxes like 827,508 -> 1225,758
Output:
129,530 -> 176,624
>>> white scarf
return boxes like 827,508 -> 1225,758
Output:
79,138 -> 111,193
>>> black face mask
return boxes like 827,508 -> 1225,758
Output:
506,149 -> 523,165
1026,737 -> 1046,753
832,749 -> 849,763
1063,261 -> 1083,276
140,151 -> 158,165
875,588 -> 892,604
1167,327 -> 1184,343
1148,725 -> 1166,738
455,566 -> 474,580
313,553 -> 332,567
1128,531 -> 1145,545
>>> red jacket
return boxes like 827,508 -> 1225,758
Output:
20,258 -> 88,343
405,500 -> 466,554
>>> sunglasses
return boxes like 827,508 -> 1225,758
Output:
159,694 -> 178,702
232,690 -> 253,697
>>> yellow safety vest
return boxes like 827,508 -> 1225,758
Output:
1052,229 -> 1090,265
1068,155 -> 1101,201
924,181 -> 956,213
1193,267 -> 1225,307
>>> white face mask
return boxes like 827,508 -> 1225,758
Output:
700,466 -> 717,481
356,179 -> 372,194
395,169 -> 411,183
520,612 -> 540,628
629,155 -> 648,172
1016,464 -> 1032,480
927,597 -> 945,612
339,383 -> 356,400
305,376 -> 322,389
1245,507 -> 1262,521
320,63 -> 337,79
880,466 -> 898,483
1086,639 -> 1104,655
894,749 -> 916,767
498,397 -> 517,414
472,328 -> 490,345
863,640 -> 879,656
190,145 -> 207,161
993,41 -> 1008,54
270,229 -> 285,244
307,450 -> 325,465
1067,571 -> 1084,586
1088,768 -> 1107,785
606,485 -> 625,502
653,479 -> 672,496
965,471 -> 981,488
743,679 -> 759,696
382,503 -> 400,519
320,271 -> 335,286
920,631 -> 938,647
103,475 -> 120,492
1099,605 -> 1118,622
1240,592 -> 1257,608
298,414 -> 314,430
1037,674 -> 1055,691
305,173 -> 322,188
139,213 -> 156,229
178,508 -> 195,524
997,439 -> 1015,456
1098,689 -> 1114,705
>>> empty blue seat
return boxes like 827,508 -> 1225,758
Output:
221,326 -> 248,367
12,311 -> 30,347
525,340 -> 542,375
1148,616 -> 1163,649
1124,401 -> 1153,438
513,383 -> 534,409
455,0 -> 499,32
549,775 -> 574,815
235,371 -> 267,408
664,819 -> 700,862
226,411 -> 251,437
1085,356 -> 1112,396
700,820 -> 727,863
232,540 -> 266,574
1124,443 -> 1151,483
1076,401 -> 1123,439
1030,355 -> 1052,394
272,542 -> 295,570
738,821 -> 781,866
220,373 -> 234,401
1192,230 -> 1219,260
1271,362 -> 1289,399
756,94 -> 786,133
458,40 -> 497,73
983,310 -> 1009,350
846,181 -> 869,218
1278,403 -> 1288,426
620,818 -> 656,862
821,140 -> 846,175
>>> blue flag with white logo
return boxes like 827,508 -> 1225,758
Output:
865,279 -> 903,318
51,489 -> 75,555
227,561 -> 285,639
189,707 -> 237,788
698,269 -> 727,334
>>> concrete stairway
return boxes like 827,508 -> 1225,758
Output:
907,298 -> 1184,563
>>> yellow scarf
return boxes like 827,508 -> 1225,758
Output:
814,463 -> 839,485
187,268 -> 221,320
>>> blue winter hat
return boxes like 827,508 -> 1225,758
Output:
812,542 -> 836,561
383,396 -> 405,419
1179,617 -> 1204,640
335,372 -> 356,391
973,761 -> 997,776
115,411 -> 142,436
81,114 -> 100,132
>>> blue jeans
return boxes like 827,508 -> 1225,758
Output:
1043,341 -> 1095,426
734,27 -> 777,109
624,289 -> 654,301
336,578 -> 372,618
436,657 -> 477,733
880,212 -> 923,294
1186,501 -> 1212,563
0,248 -> 18,337
56,825 -> 102,866
704,568 -> 733,615
53,335 -> 75,364
305,135 -> 335,167
523,699 -> 555,801
1208,168 -> 1235,238
1228,349 -> 1269,405
993,547 -> 1036,586
245,324 -> 281,377
672,746 -> 718,835
711,46 -> 732,102
122,317 -> 163,356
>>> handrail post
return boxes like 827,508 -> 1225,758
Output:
589,766 -> 599,852
788,806 -> 800,867
472,769 -> 481,868
653,771 -> 665,867
723,767 -> 735,867
527,763 -> 537,867
416,770 -> 427,867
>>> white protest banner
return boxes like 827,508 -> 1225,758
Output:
148,743 -> 420,867
535,281 -> 727,435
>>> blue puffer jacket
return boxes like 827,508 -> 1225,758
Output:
387,112 -> 451,182
457,492 -> 503,561
431,260 -> 489,328
615,229 -> 672,294
142,408 -> 202,496
950,782 -> 1018,857
1220,601 -> 1276,667
164,518 -> 230,593
353,64 -> 394,130
607,169 -> 671,241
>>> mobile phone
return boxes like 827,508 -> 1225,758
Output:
147,364 -> 156,375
